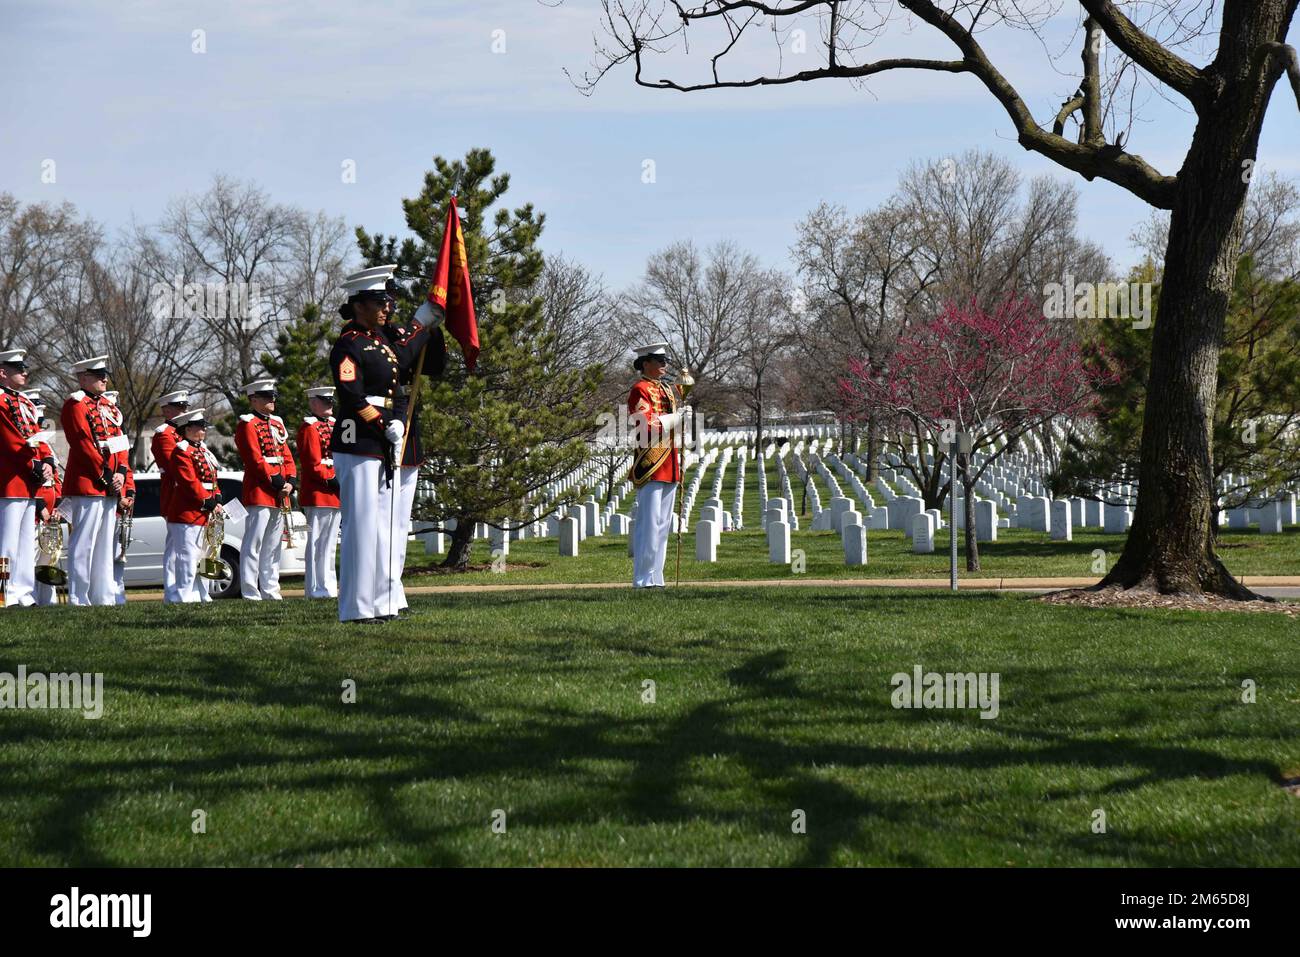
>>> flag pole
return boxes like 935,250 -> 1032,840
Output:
397,191 -> 457,466
673,369 -> 694,586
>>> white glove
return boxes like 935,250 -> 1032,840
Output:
414,300 -> 446,328
385,419 -> 405,445
660,408 -> 692,432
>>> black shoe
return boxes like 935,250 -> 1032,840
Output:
350,617 -> 383,625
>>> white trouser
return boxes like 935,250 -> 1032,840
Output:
165,522 -> 208,604
66,496 -> 117,606
304,506 -> 342,599
240,504 -> 283,600
335,452 -> 397,621
632,480 -> 677,588
0,497 -> 37,607
161,512 -> 177,597
390,465 -> 419,611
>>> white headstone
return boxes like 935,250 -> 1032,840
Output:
1103,505 -> 1131,534
1259,501 -> 1284,534
843,523 -> 867,567
768,520 -> 791,564
975,500 -> 998,543
559,517 -> 579,556
830,495 -> 853,531
840,509 -> 861,538
1050,500 -> 1072,541
1085,499 -> 1103,528
926,507 -> 943,531
568,503 -> 587,540
911,512 -> 936,554
891,496 -> 925,538
695,520 -> 718,561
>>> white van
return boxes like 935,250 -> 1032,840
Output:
116,470 -> 308,598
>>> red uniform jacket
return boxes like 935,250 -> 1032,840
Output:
296,416 -> 340,508
166,440 -> 221,525
235,412 -> 296,507
1,387 -> 49,498
61,391 -> 132,497
628,377 -> 682,484
151,421 -> 180,517
34,439 -> 61,515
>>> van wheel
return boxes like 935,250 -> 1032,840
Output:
213,545 -> 242,600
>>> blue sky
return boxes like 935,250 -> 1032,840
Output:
3,0 -> 1298,289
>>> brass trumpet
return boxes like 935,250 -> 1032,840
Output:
115,499 -> 134,562
35,518 -> 67,587
198,508 -> 233,581
280,494 -> 299,547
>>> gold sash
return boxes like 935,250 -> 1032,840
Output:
629,442 -> 674,488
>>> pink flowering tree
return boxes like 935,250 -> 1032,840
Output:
841,296 -> 1114,570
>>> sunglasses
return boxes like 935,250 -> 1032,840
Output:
3,362 -> 28,372
252,391 -> 278,401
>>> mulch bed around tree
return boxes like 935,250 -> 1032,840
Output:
1038,586 -> 1298,616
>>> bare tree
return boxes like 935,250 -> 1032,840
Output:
0,195 -> 97,364
284,209 -> 353,318
160,174 -> 301,406
793,198 -> 939,472
534,252 -> 620,372
616,239 -> 757,419
578,1 -> 1300,597
731,269 -> 796,452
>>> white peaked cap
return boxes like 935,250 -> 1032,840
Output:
341,264 -> 397,295
0,348 -> 27,364
174,408 -> 207,427
306,386 -> 336,399
243,379 -> 277,395
71,355 -> 110,373
633,342 -> 670,360
158,389 -> 191,406
104,391 -> 119,404
22,389 -> 44,407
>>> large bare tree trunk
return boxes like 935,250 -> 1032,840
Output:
1101,6 -> 1289,598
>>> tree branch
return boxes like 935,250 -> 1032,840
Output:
1257,41 -> 1300,113
899,0 -> 1176,207
1076,0 -> 1207,105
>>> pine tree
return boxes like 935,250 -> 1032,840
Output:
356,148 -> 603,569
1060,257 -> 1300,518
259,302 -> 333,454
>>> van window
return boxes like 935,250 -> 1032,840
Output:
219,478 -> 242,504
131,479 -> 161,519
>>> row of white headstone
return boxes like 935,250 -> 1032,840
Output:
416,424 -> 1297,562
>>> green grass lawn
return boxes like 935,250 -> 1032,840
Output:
407,524 -> 1300,586
2,588 -> 1297,866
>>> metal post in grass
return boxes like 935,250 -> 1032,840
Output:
949,432 -> 971,592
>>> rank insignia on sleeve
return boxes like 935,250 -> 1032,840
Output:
339,356 -> 356,382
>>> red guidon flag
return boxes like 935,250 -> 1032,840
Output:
415,195 -> 480,371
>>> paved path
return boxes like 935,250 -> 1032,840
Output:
123,576 -> 1300,602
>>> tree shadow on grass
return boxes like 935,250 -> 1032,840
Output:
5,618 -> 1297,866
